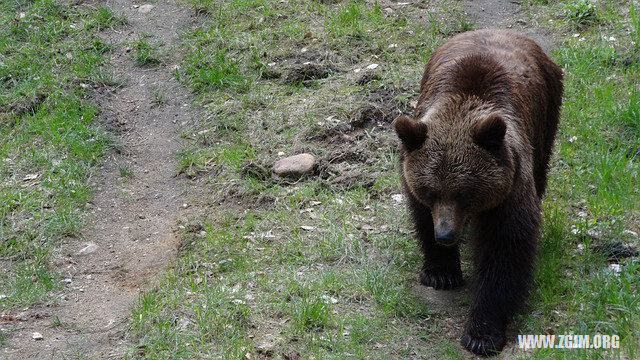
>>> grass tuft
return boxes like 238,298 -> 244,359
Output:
133,37 -> 162,67
563,0 -> 598,26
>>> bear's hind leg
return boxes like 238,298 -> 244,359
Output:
405,189 -> 463,290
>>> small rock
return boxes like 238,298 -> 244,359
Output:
391,193 -> 404,204
322,295 -> 338,304
176,318 -> 190,332
138,4 -> 154,13
32,332 -> 43,340
62,278 -> 72,285
300,225 -> 316,231
273,153 -> 316,178
623,230 -> 639,237
77,243 -> 99,256
608,263 -> 621,274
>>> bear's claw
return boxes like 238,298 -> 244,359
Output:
419,269 -> 464,290
461,330 -> 505,357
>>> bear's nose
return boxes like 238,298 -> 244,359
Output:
434,228 -> 455,246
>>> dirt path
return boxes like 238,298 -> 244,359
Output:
2,1 -> 196,358
464,0 -> 556,53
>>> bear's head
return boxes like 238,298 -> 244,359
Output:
394,97 -> 517,246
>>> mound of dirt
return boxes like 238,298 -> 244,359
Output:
316,145 -> 379,189
284,62 -> 333,84
308,88 -> 409,144
355,70 -> 382,85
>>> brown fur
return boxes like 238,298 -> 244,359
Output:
394,29 -> 563,356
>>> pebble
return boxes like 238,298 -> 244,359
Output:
176,318 -> 190,332
391,193 -> 405,204
77,243 -> 99,256
138,4 -> 154,14
32,332 -> 43,340
608,263 -> 621,274
273,153 -> 316,178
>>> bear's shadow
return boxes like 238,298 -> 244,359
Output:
412,283 -> 527,359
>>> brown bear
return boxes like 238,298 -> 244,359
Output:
393,29 -> 563,356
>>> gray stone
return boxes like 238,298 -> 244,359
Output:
138,4 -> 154,14
273,153 -> 316,178
78,243 -> 99,256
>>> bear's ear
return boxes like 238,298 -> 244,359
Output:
393,115 -> 428,152
473,114 -> 506,152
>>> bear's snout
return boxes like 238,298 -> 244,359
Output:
432,203 -> 459,246
434,227 -> 456,246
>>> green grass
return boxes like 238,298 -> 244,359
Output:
119,165 -> 134,179
563,0 -> 598,26
133,36 -> 162,67
128,0 -> 639,359
0,1 -> 121,308
519,34 -> 640,358
151,84 -> 168,105
631,1 -> 640,49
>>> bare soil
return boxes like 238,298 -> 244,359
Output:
1,0 -> 198,358
464,0 -> 556,53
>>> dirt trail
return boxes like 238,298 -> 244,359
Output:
2,1 -> 196,358
464,0 -> 556,53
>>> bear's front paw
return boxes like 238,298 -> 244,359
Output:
419,269 -> 464,290
461,328 -> 505,357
